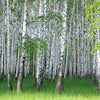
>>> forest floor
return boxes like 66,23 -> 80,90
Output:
0,75 -> 100,100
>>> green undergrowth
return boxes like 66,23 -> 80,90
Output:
0,75 -> 100,100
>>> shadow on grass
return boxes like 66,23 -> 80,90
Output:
0,75 -> 99,97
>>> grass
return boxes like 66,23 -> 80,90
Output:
0,75 -> 100,100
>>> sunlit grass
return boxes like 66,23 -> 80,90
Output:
0,75 -> 100,100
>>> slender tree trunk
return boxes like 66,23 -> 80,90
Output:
49,33 -> 55,80
69,39 -> 72,77
92,38 -> 96,85
11,0 -> 16,77
83,35 -> 87,76
15,48 -> 20,81
55,0 -> 67,93
45,0 -> 51,81
15,5 -> 20,81
80,0 -> 85,78
77,0 -> 80,78
73,9 -> 76,77
97,29 -> 100,92
7,0 -> 12,91
87,36 -> 91,76
53,33 -> 57,80
17,0 -> 27,92
36,0 -> 43,92
0,37 -> 1,63
0,0 -> 5,81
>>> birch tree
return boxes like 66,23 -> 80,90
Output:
97,29 -> 100,92
0,0 -> 5,80
36,0 -> 44,92
55,0 -> 67,93
7,0 -> 12,91
17,0 -> 27,92
77,0 -> 81,78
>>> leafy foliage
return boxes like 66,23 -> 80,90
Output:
85,0 -> 100,36
91,42 -> 100,53
85,0 -> 100,51
38,11 -> 63,23
16,36 -> 47,57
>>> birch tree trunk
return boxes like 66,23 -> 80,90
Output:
83,35 -> 87,76
36,0 -> 43,92
55,0 -> 67,93
7,0 -> 12,91
73,9 -> 76,77
49,34 -> 55,80
92,37 -> 96,85
77,0 -> 80,78
0,37 -> 2,76
64,0 -> 75,79
45,0 -> 51,80
11,2 -> 15,76
0,36 -> 1,62
15,4 -> 20,81
15,48 -> 20,81
0,0 -> 5,80
69,39 -> 72,77
80,0 -> 85,78
97,29 -> 100,92
17,0 -> 27,92
11,0 -> 17,76
87,36 -> 91,76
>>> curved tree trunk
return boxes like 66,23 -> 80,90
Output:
17,56 -> 25,92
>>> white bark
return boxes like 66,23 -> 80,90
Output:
11,0 -> 16,76
0,0 -> 5,79
53,33 -> 57,80
16,48 -> 20,79
96,29 -> 100,77
7,0 -> 12,91
69,39 -> 72,77
55,0 -> 67,93
45,0 -> 51,79
36,0 -> 43,91
17,0 -> 27,92
64,0 -> 75,79
83,35 -> 87,76
77,0 -> 80,77
80,0 -> 85,78
0,36 -> 1,59
87,36 -> 91,76
72,9 -> 76,77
